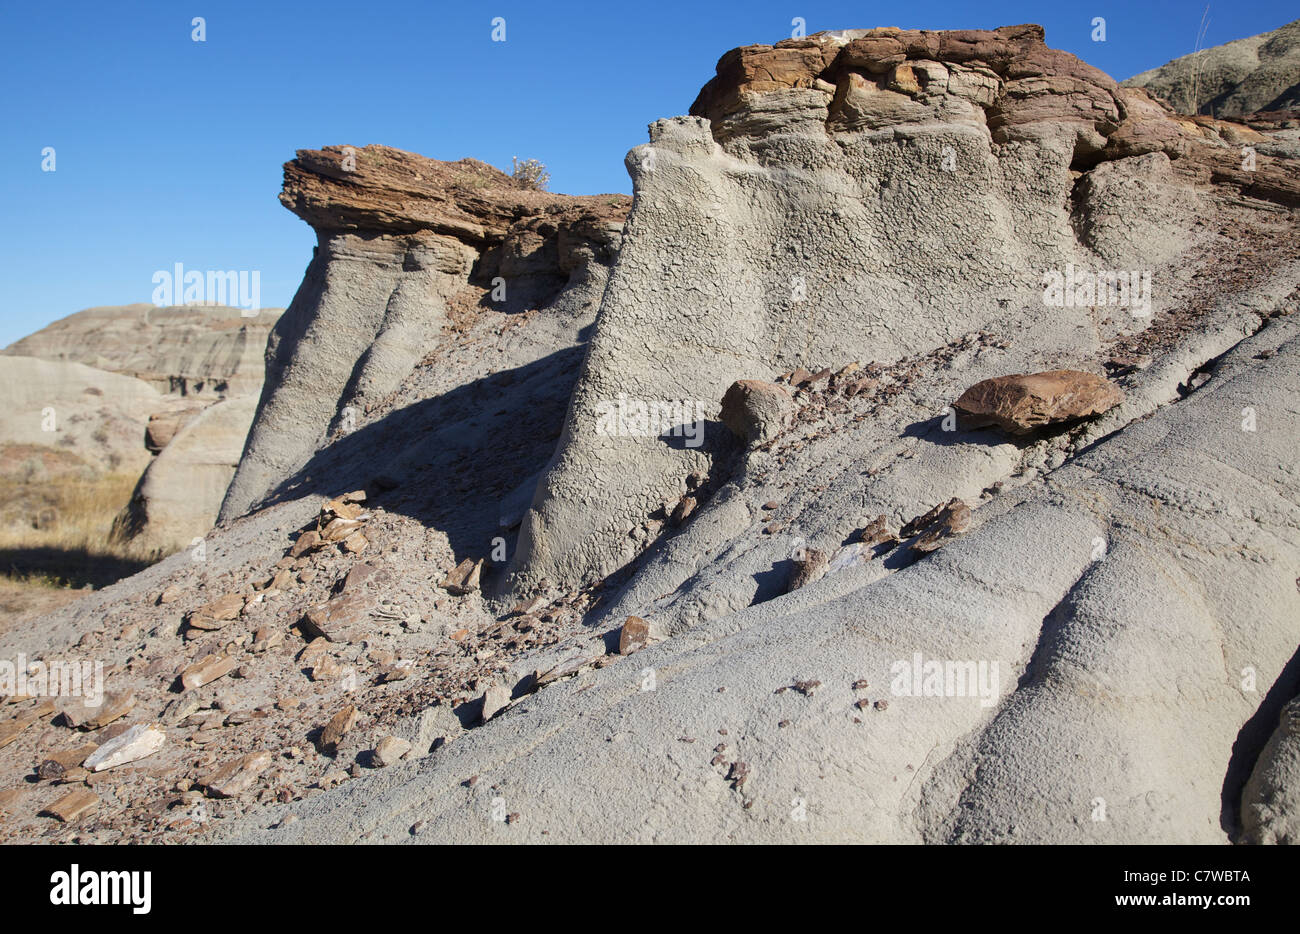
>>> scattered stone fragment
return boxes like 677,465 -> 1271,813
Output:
187,593 -> 245,630
787,548 -> 828,592
83,723 -> 166,772
300,594 -> 369,642
670,495 -> 697,526
776,679 -> 822,696
912,499 -> 972,553
953,370 -> 1124,435
321,705 -> 359,751
0,788 -> 23,812
341,531 -> 368,554
251,626 -> 285,653
310,657 -> 346,682
479,684 -> 510,722
37,743 -> 99,781
727,761 -> 750,789
181,654 -> 238,691
323,497 -> 365,520
290,529 -> 322,557
857,516 -> 897,549
42,789 -> 99,822
440,558 -> 483,596
157,584 -> 183,605
720,379 -> 794,444
373,736 -> 412,767
62,690 -> 135,731
318,769 -> 349,790
343,563 -> 380,592
201,751 -> 273,798
0,700 -> 57,750
901,502 -> 947,538
619,616 -> 650,655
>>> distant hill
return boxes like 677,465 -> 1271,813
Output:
1123,18 -> 1300,117
3,303 -> 282,397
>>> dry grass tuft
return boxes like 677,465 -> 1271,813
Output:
0,452 -> 160,628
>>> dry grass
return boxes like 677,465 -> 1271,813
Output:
0,459 -> 160,628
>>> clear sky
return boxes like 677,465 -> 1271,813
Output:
1,0 -> 1293,347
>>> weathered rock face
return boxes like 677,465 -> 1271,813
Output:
219,146 -> 630,520
111,396 -> 259,554
0,355 -> 161,477
507,23 -> 1299,596
1241,697 -> 1300,844
1123,18 -> 1300,119
3,304 -> 282,397
4,23 -> 1299,848
954,370 -> 1123,435
2,305 -> 283,557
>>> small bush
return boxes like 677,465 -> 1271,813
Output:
511,156 -> 550,192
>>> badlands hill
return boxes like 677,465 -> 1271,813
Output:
0,24 -> 1297,845
1123,17 -> 1300,119
0,305 -> 283,568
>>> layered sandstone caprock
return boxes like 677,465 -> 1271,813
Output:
219,146 -> 629,520
508,23 -> 1299,596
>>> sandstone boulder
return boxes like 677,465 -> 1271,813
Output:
954,371 -> 1123,435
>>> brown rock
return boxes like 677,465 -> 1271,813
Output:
42,789 -> 99,822
300,594 -> 370,642
289,529 -> 322,558
62,691 -> 135,731
670,495 -> 697,526
901,501 -> 948,538
187,594 -> 246,632
954,370 -> 1123,435
787,548 -> 829,592
37,743 -> 98,781
720,379 -> 794,444
321,705 -> 359,750
322,498 -> 364,521
309,657 -> 346,682
619,616 -> 651,655
343,563 -> 379,592
341,530 -> 368,554
912,499 -> 972,553
145,405 -> 203,452
857,516 -> 897,549
180,654 -> 238,691
440,558 -> 483,596
0,700 -> 57,750
200,751 -> 273,798
372,736 -> 411,767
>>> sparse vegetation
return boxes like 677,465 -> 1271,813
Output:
511,156 -> 550,191
0,461 -> 160,626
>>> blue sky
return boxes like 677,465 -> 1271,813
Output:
1,0 -> 1293,347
